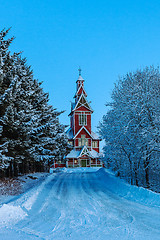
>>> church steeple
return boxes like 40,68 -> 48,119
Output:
76,67 -> 84,90
75,67 -> 88,102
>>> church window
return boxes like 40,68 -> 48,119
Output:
78,139 -> 82,146
81,135 -> 85,145
78,135 -> 88,146
79,112 -> 87,125
92,141 -> 98,148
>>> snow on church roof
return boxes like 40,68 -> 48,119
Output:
66,128 -> 74,139
91,131 -> 101,140
66,147 -> 102,159
66,149 -> 81,158
77,75 -> 84,81
90,149 -> 101,158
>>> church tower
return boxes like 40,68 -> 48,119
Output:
65,69 -> 102,167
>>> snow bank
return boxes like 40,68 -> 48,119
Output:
0,204 -> 27,227
96,168 -> 160,207
0,173 -> 55,229
22,174 -> 54,211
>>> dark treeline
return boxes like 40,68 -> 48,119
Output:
0,29 -> 70,178
99,66 -> 160,192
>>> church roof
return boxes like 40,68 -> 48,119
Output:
77,75 -> 84,81
66,146 -> 102,159
74,84 -> 87,98
66,126 -> 101,140
66,149 -> 81,158
66,127 -> 74,139
73,126 -> 92,139
91,131 -> 101,140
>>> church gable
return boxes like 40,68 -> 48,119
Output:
74,126 -> 92,139
75,85 -> 87,98
79,146 -> 91,158
74,93 -> 93,112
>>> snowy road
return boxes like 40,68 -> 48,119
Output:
0,168 -> 160,240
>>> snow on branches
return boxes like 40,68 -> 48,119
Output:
99,66 -> 160,192
0,29 -> 70,177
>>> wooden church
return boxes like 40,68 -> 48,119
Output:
65,69 -> 103,168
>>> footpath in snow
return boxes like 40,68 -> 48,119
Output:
0,168 -> 160,240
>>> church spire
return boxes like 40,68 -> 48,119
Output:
77,66 -> 84,89
78,66 -> 82,76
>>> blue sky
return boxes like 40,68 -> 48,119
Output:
1,0 -> 160,136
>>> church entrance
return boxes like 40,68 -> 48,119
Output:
81,159 -> 89,167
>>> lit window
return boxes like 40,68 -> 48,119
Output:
74,160 -> 77,163
68,141 -> 73,146
78,139 -> 82,146
79,112 -> 87,125
78,135 -> 88,146
92,141 -> 98,148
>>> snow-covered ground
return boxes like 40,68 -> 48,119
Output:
0,168 -> 160,240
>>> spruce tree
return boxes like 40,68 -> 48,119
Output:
0,28 -> 70,177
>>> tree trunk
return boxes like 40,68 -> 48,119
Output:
13,161 -> 19,177
144,158 -> 150,188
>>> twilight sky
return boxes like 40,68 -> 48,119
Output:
1,0 -> 160,135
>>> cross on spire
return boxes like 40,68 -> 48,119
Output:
78,67 -> 82,76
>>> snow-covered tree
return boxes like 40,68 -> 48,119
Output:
99,66 -> 160,192
0,28 -> 70,177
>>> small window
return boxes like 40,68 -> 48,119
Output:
74,160 -> 77,163
92,141 -> 98,148
68,141 -> 73,146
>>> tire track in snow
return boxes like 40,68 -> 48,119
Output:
52,173 -> 81,231
83,172 -> 160,240
1,169 -> 160,240
51,172 -> 92,239
79,172 -> 136,239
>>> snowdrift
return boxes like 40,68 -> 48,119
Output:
96,168 -> 160,207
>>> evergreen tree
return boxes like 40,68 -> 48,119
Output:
0,28 -> 70,177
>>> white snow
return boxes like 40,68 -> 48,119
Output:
0,168 -> 160,240
66,146 -> 101,159
0,204 -> 27,226
22,174 -> 54,211
78,75 -> 84,81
